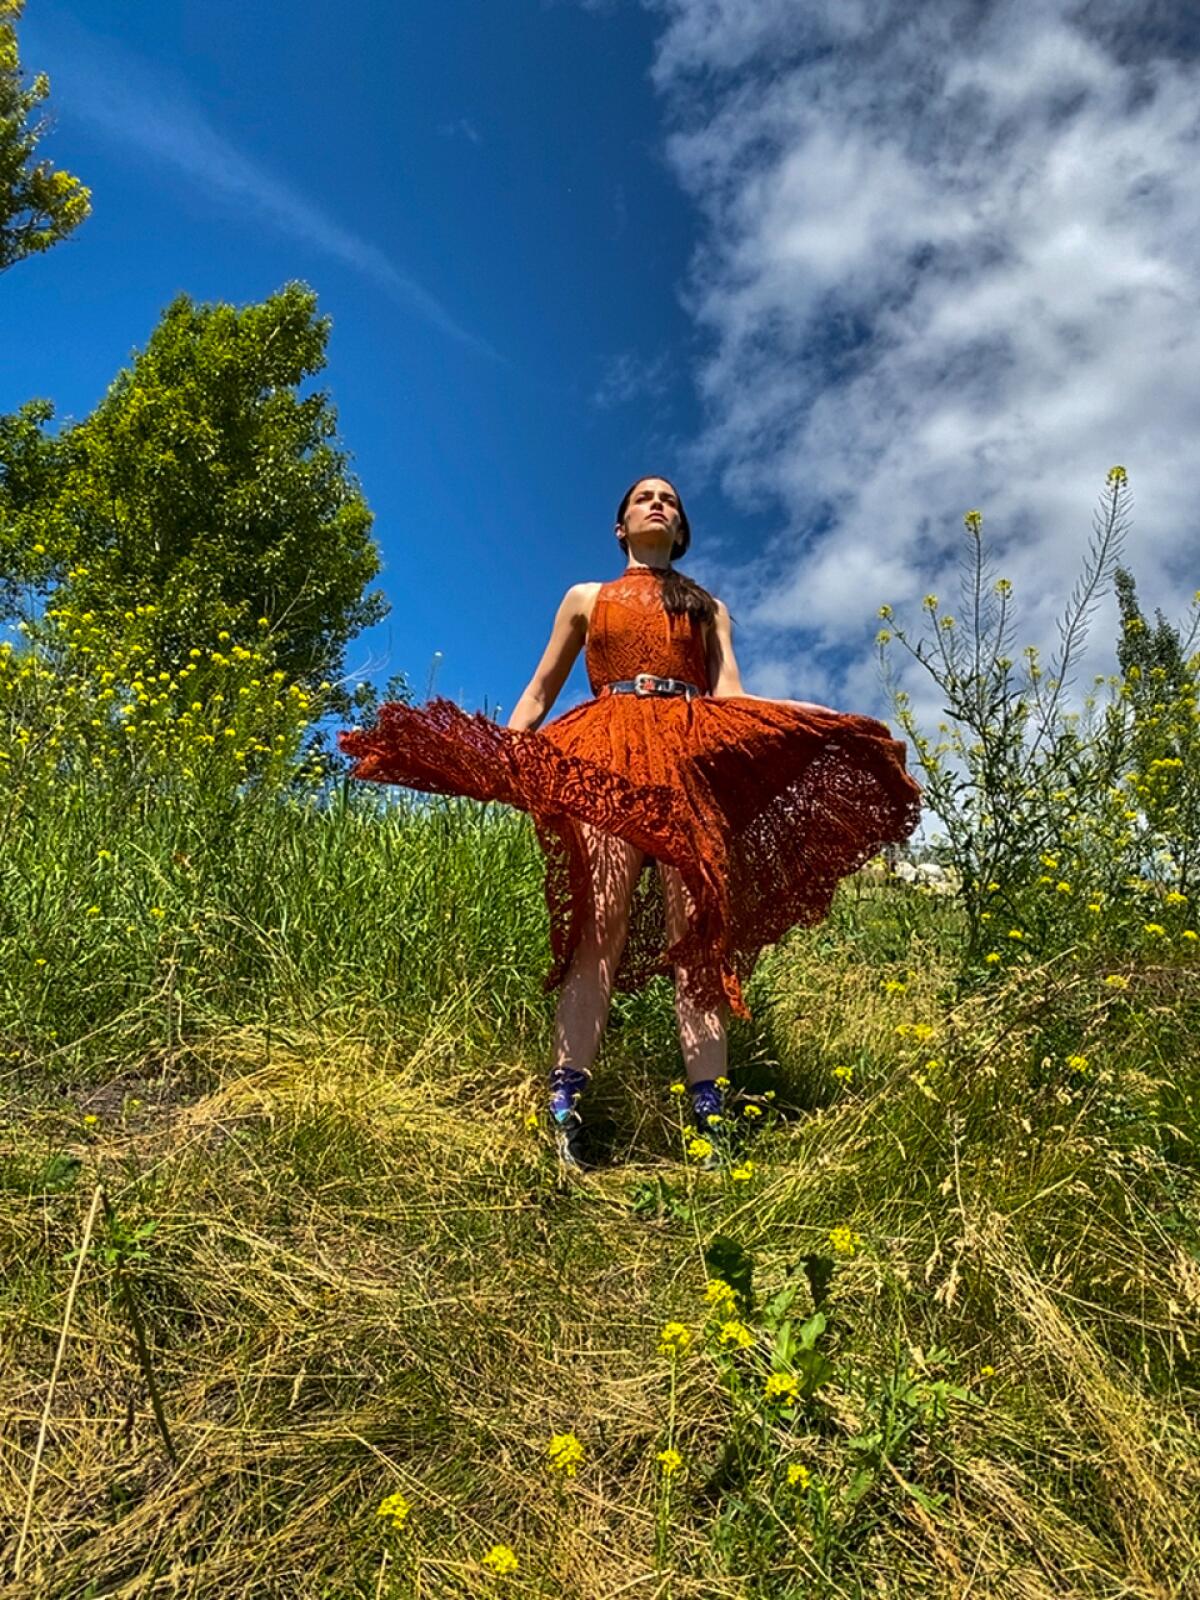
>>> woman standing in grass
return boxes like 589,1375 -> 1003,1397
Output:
338,476 -> 921,1168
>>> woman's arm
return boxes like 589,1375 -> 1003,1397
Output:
706,599 -> 836,713
506,584 -> 591,732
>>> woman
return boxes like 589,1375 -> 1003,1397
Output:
337,476 -> 921,1169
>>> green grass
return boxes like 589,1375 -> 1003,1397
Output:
1,781 -> 1198,1597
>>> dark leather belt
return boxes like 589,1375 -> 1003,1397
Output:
601,674 -> 706,701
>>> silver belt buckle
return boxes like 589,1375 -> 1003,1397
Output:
634,673 -> 657,697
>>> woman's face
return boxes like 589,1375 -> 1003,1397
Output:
620,478 -> 682,548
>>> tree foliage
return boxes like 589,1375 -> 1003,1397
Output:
1,282 -> 388,709
0,0 -> 90,272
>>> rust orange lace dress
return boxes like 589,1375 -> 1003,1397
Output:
337,567 -> 921,1020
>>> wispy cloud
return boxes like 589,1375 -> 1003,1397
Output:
634,0 -> 1200,722
33,11 -> 499,359
438,116 -> 483,145
592,347 -> 672,409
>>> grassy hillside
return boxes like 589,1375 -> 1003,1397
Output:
2,786 -> 1198,1598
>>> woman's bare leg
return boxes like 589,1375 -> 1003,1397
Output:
550,822 -> 645,1075
659,861 -> 728,1084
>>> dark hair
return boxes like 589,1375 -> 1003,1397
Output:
615,476 -> 717,626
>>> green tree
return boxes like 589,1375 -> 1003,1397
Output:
1,282 -> 388,712
1112,565 -> 1200,893
1,0 -> 90,271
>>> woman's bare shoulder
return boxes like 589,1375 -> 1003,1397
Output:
565,580 -> 604,629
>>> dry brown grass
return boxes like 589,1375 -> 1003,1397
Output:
2,931 -> 1198,1598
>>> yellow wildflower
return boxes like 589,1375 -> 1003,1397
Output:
662,1318 -> 691,1356
376,1491 -> 410,1529
687,1136 -> 714,1161
546,1432 -> 584,1476
979,1365 -> 996,1379
715,1075 -> 731,1089
669,1081 -> 686,1095
658,1321 -> 693,1357
718,1319 -> 755,1349
742,1104 -> 763,1119
984,952 -> 1001,965
1183,930 -> 1198,942
1143,922 -> 1166,937
831,1065 -> 854,1082
1065,1054 -> 1089,1074
828,1225 -> 861,1257
764,1372 -> 800,1403
730,1162 -> 754,1182
656,1447 -> 684,1477
1103,974 -> 1129,989
82,1113 -> 98,1126
787,1463 -> 812,1489
481,1544 -> 519,1575
704,1278 -> 737,1309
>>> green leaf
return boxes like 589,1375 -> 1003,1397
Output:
796,1311 -> 827,1351
35,1152 -> 81,1193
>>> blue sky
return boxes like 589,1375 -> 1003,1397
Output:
3,0 -> 728,717
5,0 -> 1200,732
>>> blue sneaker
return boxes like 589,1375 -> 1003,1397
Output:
687,1079 -> 725,1170
689,1078 -> 724,1132
548,1066 -> 590,1171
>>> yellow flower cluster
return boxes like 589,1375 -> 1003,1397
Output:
895,1022 -> 936,1042
764,1372 -> 799,1403
828,1225 -> 861,1257
481,1544 -> 519,1575
658,1321 -> 693,1357
0,599 -> 326,791
376,1492 -> 410,1530
704,1278 -> 738,1312
656,1447 -> 684,1478
546,1431 -> 584,1476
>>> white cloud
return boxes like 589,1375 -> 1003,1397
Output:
637,0 -> 1200,722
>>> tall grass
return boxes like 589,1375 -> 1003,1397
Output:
2,770 -> 1197,1598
